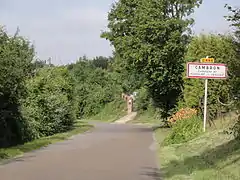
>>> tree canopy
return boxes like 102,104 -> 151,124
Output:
102,0 -> 202,119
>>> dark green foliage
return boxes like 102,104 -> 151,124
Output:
109,53 -> 146,94
102,0 -> 202,119
91,56 -> 112,69
21,67 -> 77,139
164,116 -> 203,145
0,28 -> 34,147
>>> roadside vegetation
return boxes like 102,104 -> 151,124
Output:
0,1 -> 239,178
0,31 -> 125,160
90,100 -> 126,122
155,115 -> 240,180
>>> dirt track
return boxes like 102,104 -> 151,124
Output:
0,122 -> 160,180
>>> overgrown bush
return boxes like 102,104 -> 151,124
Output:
0,28 -> 34,147
21,67 -> 77,139
164,116 -> 203,145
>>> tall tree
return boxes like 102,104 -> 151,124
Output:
102,0 -> 202,119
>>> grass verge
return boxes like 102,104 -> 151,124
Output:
128,110 -> 160,125
155,119 -> 240,180
0,121 -> 93,161
90,100 -> 127,122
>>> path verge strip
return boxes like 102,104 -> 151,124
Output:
0,121 -> 93,162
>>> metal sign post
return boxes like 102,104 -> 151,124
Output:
187,57 -> 227,132
203,56 -> 209,132
203,78 -> 208,132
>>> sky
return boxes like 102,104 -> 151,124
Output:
0,0 -> 239,65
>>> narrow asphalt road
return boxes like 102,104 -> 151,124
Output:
0,122 -> 160,180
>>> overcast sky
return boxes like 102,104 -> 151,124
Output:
0,0 -> 239,64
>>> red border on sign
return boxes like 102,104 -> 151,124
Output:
187,62 -> 227,79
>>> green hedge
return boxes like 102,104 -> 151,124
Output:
21,67 -> 77,140
0,26 -> 85,148
0,28 -> 34,147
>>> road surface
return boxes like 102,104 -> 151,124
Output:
0,122 -> 160,180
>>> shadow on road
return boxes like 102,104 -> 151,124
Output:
141,167 -> 162,180
151,124 -> 170,131
0,154 -> 37,165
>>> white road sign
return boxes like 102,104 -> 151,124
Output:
187,62 -> 227,79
